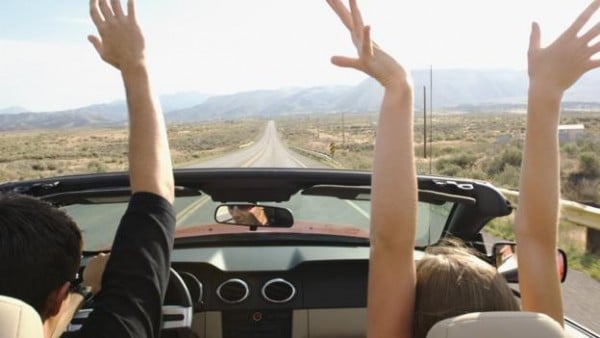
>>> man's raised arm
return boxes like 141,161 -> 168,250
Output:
63,1 -> 177,337
88,0 -> 174,202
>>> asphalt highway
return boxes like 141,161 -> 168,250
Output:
185,120 -> 327,168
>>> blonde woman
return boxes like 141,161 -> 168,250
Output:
326,0 -> 600,337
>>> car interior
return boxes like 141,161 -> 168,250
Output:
0,296 -> 570,338
0,295 -> 44,338
0,168 -> 588,338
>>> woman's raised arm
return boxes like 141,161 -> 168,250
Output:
516,0 -> 600,325
326,1 -> 415,337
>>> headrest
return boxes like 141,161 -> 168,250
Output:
426,311 -> 566,338
0,295 -> 44,338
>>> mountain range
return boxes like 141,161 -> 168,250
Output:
3,69 -> 600,131
0,106 -> 29,115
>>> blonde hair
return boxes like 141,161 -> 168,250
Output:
413,240 -> 519,338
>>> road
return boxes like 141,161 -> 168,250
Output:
185,120 -> 327,168
175,120 -> 373,232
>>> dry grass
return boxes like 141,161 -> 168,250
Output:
0,119 -> 265,182
278,111 -> 600,195
0,128 -> 128,181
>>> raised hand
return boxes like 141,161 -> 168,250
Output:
326,0 -> 408,88
88,0 -> 145,71
528,0 -> 600,94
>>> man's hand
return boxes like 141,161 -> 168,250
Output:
326,0 -> 409,90
88,0 -> 145,71
528,0 -> 600,94
83,253 -> 110,295
49,253 -> 110,337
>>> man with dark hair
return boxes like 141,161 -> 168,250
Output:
0,194 -> 82,319
0,0 -> 176,337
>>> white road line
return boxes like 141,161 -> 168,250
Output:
345,200 -> 370,219
290,154 -> 308,168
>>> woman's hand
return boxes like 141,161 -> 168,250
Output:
528,0 -> 600,94
326,0 -> 409,89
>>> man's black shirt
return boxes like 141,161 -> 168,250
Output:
64,192 -> 175,337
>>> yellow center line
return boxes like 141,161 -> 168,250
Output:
176,196 -> 210,226
241,141 -> 269,167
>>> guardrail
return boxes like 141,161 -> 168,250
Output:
498,188 -> 600,254
290,146 -> 343,168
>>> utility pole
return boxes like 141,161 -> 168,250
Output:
341,111 -> 346,145
423,86 -> 427,159
429,65 -> 433,174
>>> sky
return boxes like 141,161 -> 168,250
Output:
0,0 -> 596,111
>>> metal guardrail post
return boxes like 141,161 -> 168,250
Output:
289,146 -> 343,168
588,228 -> 600,255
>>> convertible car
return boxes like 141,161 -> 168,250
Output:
0,168 -> 596,338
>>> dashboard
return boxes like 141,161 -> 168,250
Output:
70,245 -> 596,338
170,245 -> 374,338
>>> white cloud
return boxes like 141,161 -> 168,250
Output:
1,0 -> 597,111
0,40 -> 123,111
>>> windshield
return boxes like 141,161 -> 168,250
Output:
64,194 -> 452,252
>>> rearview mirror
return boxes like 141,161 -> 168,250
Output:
492,242 -> 567,283
214,204 -> 294,230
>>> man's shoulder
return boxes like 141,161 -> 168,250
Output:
128,192 -> 175,213
122,192 -> 176,227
